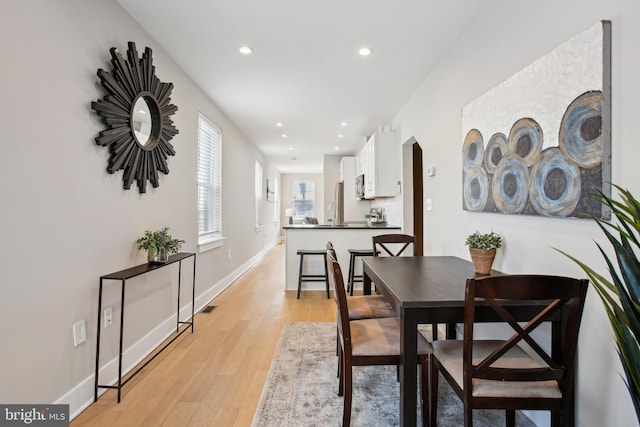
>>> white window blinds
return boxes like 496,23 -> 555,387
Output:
198,114 -> 222,241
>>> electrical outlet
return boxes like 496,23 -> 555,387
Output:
73,319 -> 86,347
227,249 -> 231,260
104,307 -> 113,328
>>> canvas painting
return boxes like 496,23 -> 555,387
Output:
462,21 -> 611,219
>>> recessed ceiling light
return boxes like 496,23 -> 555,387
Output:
358,47 -> 372,56
334,146 -> 340,150
288,146 -> 294,150
338,134 -> 344,138
340,122 -> 348,127
281,133 -> 288,138
276,122 -> 283,127
239,46 -> 253,55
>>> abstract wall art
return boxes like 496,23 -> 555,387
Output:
462,21 -> 611,219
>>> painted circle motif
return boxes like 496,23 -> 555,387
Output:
529,147 -> 581,217
462,129 -> 484,172
491,153 -> 529,214
484,133 -> 508,174
559,90 -> 603,168
463,166 -> 489,211
508,118 -> 543,167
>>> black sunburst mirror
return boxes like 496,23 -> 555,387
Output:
91,42 -> 179,193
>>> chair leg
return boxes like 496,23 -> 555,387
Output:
343,364 -> 352,427
429,357 -> 438,427
297,254 -> 304,299
323,253 -> 330,299
506,409 -> 515,427
552,409 -> 562,427
464,403 -> 472,427
347,254 -> 354,293
336,341 -> 342,378
338,348 -> 344,396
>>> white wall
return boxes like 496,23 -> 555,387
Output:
393,0 -> 640,426
0,0 -> 280,417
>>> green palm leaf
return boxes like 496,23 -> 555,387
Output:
554,185 -> 640,423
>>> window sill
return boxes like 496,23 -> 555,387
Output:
198,236 -> 226,253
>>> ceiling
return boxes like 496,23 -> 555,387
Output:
117,0 -> 488,174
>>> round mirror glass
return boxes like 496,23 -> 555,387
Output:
132,96 -> 153,147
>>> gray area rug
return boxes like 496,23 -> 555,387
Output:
252,322 -> 536,427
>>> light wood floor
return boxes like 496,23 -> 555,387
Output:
71,241 -> 336,427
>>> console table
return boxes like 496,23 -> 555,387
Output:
94,252 -> 196,403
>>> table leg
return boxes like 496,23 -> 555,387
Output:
399,308 -> 418,427
363,270 -> 372,295
94,280 -> 103,402
117,279 -> 126,403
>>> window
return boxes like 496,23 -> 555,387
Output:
255,161 -> 263,229
292,180 -> 314,220
198,114 -> 222,249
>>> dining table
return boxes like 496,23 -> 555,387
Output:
361,255 -> 566,427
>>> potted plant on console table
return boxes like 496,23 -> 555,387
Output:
136,227 -> 185,264
465,230 -> 503,275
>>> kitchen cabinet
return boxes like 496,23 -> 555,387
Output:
360,130 -> 400,199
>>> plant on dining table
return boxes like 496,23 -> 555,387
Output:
465,230 -> 503,275
465,230 -> 503,249
555,184 -> 640,424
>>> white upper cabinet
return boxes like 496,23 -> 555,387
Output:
359,130 -> 400,199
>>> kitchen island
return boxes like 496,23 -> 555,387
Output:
283,223 -> 401,292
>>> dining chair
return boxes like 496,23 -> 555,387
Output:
429,274 -> 589,427
372,234 -> 440,341
327,250 -> 432,427
372,233 -> 416,257
326,242 -> 395,320
326,242 -> 396,362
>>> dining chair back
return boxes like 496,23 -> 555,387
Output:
372,233 -> 439,341
372,233 -> 416,257
430,274 -> 589,427
326,249 -> 431,427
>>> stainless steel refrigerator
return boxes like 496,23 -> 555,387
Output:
332,181 -> 344,225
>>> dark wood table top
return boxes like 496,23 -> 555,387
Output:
362,255 -> 501,307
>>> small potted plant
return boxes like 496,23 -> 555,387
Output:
136,227 -> 185,264
465,230 -> 503,275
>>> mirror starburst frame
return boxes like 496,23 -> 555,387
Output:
91,42 -> 179,193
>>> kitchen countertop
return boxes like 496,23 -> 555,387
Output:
283,223 -> 400,230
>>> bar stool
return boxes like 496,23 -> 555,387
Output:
296,249 -> 330,299
347,249 -> 377,295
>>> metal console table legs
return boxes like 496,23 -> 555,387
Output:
94,252 -> 196,403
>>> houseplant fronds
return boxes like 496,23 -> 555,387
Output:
555,185 -> 640,422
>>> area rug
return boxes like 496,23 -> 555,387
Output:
251,322 -> 536,427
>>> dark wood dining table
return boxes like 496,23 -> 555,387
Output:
362,256 -> 565,427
